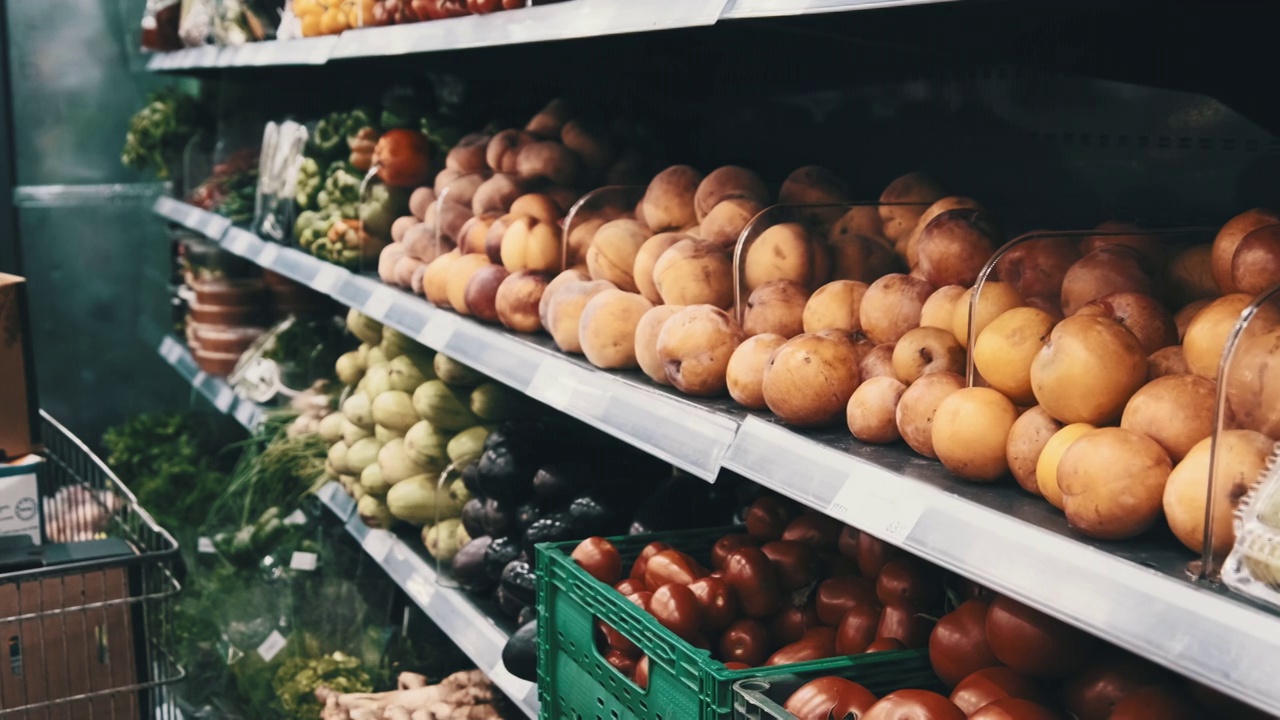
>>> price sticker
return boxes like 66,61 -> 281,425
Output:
159,336 -> 182,363
364,287 -> 395,320
418,313 -> 457,349
213,386 -> 235,412
828,475 -> 924,545
197,537 -> 216,554
362,528 -> 393,561
258,243 -> 280,267
313,264 -> 342,293
225,230 -> 251,255
405,576 -> 434,607
283,509 -> 307,526
289,551 -> 318,571
528,362 -> 575,410
256,630 -> 287,662
233,402 -> 257,428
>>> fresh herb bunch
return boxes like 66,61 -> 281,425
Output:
273,652 -> 373,720
121,87 -> 207,179
207,416 -> 329,529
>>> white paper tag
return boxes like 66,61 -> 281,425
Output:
528,362 -> 575,409
289,551 -> 318,571
256,630 -> 287,662
192,370 -> 208,387
406,576 -> 434,607
214,386 -> 235,412
828,475 -> 924,545
418,313 -> 457,349
364,287 -> 395,320
197,537 -> 216,554
258,243 -> 280,267
313,265 -> 342,293
159,336 -> 182,363
225,230 -> 252,255
283,508 -> 307,526
362,528 -> 393,561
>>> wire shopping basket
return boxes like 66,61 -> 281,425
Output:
0,411 -> 184,719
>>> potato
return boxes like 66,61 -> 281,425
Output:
587,219 -> 649,292
745,222 -> 829,291
695,166 -> 769,221
546,279 -> 617,353
633,232 -> 688,303
802,280 -> 868,334
539,267 -> 591,332
762,333 -> 861,427
579,290 -> 654,369
656,305 -> 743,396
653,238 -> 734,308
517,141 -> 580,187
486,129 -> 535,173
641,165 -> 703,231
635,305 -> 684,385
744,280 -> 808,338
500,215 -> 561,273
879,171 -> 947,243
847,376 -> 907,444
495,270 -> 550,333
702,198 -> 765,250
895,371 -> 965,458
446,253 -> 493,315
727,333 -> 788,409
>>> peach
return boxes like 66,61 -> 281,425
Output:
485,129 -> 535,174
517,141 -> 579,186
423,249 -> 460,307
472,174 -> 527,215
446,253 -> 493,315
860,273 -> 935,344
463,264 -> 510,322
744,280 -> 809,338
847,376 -> 908,444
727,333 -> 788,409
538,267 -> 590,332
525,98 -> 571,138
895,371 -> 965,458
510,193 -> 563,224
1058,427 -> 1172,540
635,305 -> 685,385
566,216 -> 604,267
633,232 -> 688,304
587,218 -> 649,292
495,270 -> 550,333
641,165 -> 703,231
695,166 -> 769,222
546,279 -> 617,353
762,333 -> 861,427
500,215 -> 561,273
656,305 -> 744,396
653,238 -> 734,308
1030,315 -> 1147,424
560,119 -> 615,171
579,289 -> 654,369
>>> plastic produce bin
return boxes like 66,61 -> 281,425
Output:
733,670 -> 946,719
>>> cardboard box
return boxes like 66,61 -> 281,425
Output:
0,274 -> 39,460
0,456 -> 42,545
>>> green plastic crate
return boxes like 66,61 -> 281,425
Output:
535,527 -> 936,720
733,670 -> 947,719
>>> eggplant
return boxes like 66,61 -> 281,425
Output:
460,498 -> 487,539
523,511 -> 576,556
515,500 -> 544,533
568,493 -> 621,536
532,463 -> 593,501
451,536 -> 494,593
495,583 -> 527,618
476,446 -> 537,504
502,619 -> 538,681
484,536 -> 523,581
480,498 -> 513,537
461,462 -> 482,496
501,559 -> 537,607
516,604 -> 538,625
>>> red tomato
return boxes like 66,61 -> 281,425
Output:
781,513 -> 842,550
765,626 -> 837,666
876,556 -> 943,609
837,524 -> 860,560
687,576 -> 737,632
877,604 -> 933,648
969,698 -> 1060,720
929,597 -> 1000,687
770,601 -> 821,645
650,584 -> 703,641
862,690 -> 966,720
761,540 -> 818,591
746,496 -> 799,541
723,661 -> 750,670
625,591 -> 653,612
634,655 -> 650,689
604,648 -> 637,678
1062,651 -> 1169,720
815,576 -> 878,626
614,578 -> 645,595
986,596 -> 1098,679
819,552 -> 860,578
784,676 -> 879,720
596,619 -> 637,656
1110,686 -> 1199,720
724,547 -> 781,618
719,618 -> 771,666
466,0 -> 499,12
373,129 -> 434,187
630,542 -> 671,584
950,667 -> 1043,716
857,532 -> 902,577
835,604 -> 883,655
866,637 -> 905,653
572,537 -> 623,585
689,633 -> 712,652
711,533 -> 757,571
644,549 -> 707,589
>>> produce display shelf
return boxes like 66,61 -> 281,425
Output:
314,481 -> 540,719
145,0 -> 950,70
156,204 -> 1280,716
157,334 -> 267,431
154,195 -> 233,238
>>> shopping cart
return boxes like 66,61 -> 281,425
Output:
0,411 -> 184,719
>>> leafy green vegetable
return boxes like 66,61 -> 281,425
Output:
273,653 -> 373,720
121,87 -> 208,179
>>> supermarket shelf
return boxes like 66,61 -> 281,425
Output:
154,196 -> 233,239
314,482 -> 539,718
156,204 -> 1280,715
720,0 -> 958,17
157,335 -> 267,431
145,36 -> 338,70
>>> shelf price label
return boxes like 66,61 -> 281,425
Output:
405,576 -> 434,608
313,264 -> 342,294
233,401 -> 258,429
418,313 -> 457,349
364,286 -> 396,320
256,630 -> 287,662
362,528 -> 394,562
197,537 -> 216,554
224,229 -> 252,255
828,474 -> 924,545
289,551 -> 318,571
257,243 -> 280,267
159,336 -> 182,364
213,386 -> 235,412
527,361 -> 576,410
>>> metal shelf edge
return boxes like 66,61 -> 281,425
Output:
156,335 -> 266,431
317,482 -> 539,718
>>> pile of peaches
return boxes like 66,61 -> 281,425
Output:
376,103 -> 1280,553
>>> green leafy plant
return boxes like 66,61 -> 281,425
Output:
121,87 -> 208,179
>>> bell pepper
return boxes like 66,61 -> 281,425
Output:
294,158 -> 322,209
348,127 -> 378,171
372,128 -> 433,187
359,183 -> 411,241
